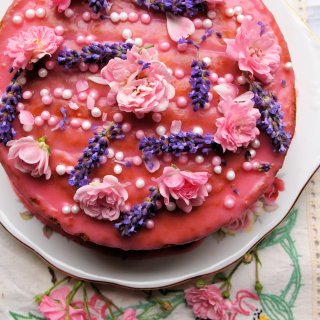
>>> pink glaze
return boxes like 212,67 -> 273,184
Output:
0,0 -> 296,250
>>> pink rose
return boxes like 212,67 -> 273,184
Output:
5,26 -> 63,70
122,308 -> 138,320
74,175 -> 129,221
225,18 -> 281,83
50,0 -> 71,12
7,136 -> 51,179
39,287 -> 87,320
153,166 -> 210,213
214,84 -> 260,152
185,284 -> 231,320
263,177 -> 285,205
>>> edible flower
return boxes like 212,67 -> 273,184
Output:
50,0 -> 71,12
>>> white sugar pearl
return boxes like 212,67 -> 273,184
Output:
38,68 -> 48,78
40,89 -> 49,96
64,8 -> 74,18
236,14 -> 245,23
107,148 -> 115,158
234,6 -> 243,15
203,19 -> 213,29
91,107 -> 102,118
119,12 -> 128,21
62,205 -> 71,214
193,126 -> 204,135
81,120 -> 92,131
214,166 -> 222,174
122,28 -> 133,40
62,89 -> 73,100
12,15 -> 23,25
156,125 -> 166,136
226,169 -> 236,181
110,12 -> 120,23
36,8 -> 46,18
206,183 -> 213,193
207,10 -> 216,19
237,75 -> 247,85
284,62 -> 293,70
195,155 -> 204,164
202,57 -> 212,67
25,9 -> 35,19
115,152 -> 124,161
125,38 -> 134,45
224,196 -> 235,209
114,164 -> 123,175
251,139 -> 261,149
134,38 -> 143,47
23,125 -> 33,132
71,205 -> 80,214
56,164 -> 66,175
225,8 -> 234,17
249,149 -> 256,158
166,202 -> 176,211
135,178 -> 145,189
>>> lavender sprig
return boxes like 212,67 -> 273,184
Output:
139,131 -> 221,164
88,0 -> 109,14
134,0 -> 207,17
0,71 -> 23,145
68,124 -> 125,188
115,187 -> 161,237
57,42 -> 133,69
189,60 -> 211,111
250,81 -> 292,153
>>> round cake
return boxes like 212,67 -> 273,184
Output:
0,0 -> 295,250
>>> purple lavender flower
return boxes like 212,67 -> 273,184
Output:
189,60 -> 211,111
0,71 -> 23,145
134,0 -> 207,17
250,81 -> 291,153
115,187 -> 161,237
57,42 -> 133,69
68,124 -> 125,188
88,0 -> 109,14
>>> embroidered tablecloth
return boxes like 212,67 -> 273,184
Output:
1,0 -> 319,319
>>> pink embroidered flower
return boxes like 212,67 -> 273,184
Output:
263,177 -> 285,204
225,18 -> 281,83
5,26 -> 63,70
153,166 -> 210,213
214,84 -> 260,152
39,287 -> 87,320
7,136 -> 51,179
122,308 -> 138,320
185,284 -> 231,320
101,47 -> 175,114
74,175 -> 129,221
50,0 -> 71,12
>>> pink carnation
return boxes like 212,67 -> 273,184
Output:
7,136 -> 51,180
185,284 -> 231,320
122,309 -> 138,320
74,175 -> 129,221
5,26 -> 63,70
153,166 -> 210,213
50,0 -> 71,12
225,18 -> 281,83
39,287 -> 86,320
101,46 -> 175,114
214,83 -> 260,152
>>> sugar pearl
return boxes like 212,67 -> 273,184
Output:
82,11 -> 91,22
62,89 -> 73,100
119,12 -> 128,21
236,14 -> 245,23
225,8 -> 234,17
56,164 -> 66,175
122,123 -> 132,133
141,13 -> 151,24
174,68 -> 185,79
18,77 -> 27,86
86,35 -> 96,44
226,169 -> 236,181
207,10 -> 216,19
234,6 -> 243,15
193,18 -> 202,29
206,183 -> 213,193
249,149 -> 256,158
195,155 -> 204,164
210,73 -> 219,83
128,12 -> 138,22
193,126 -> 204,135
64,8 -> 74,18
78,92 -> 87,101
70,119 -> 81,128
23,125 -> 33,132
89,63 -> 99,73
177,97 -> 188,108
179,155 -> 188,164
224,73 -> 234,83
100,156 -> 107,164
203,19 -> 213,29
17,103 -> 24,111
66,166 -> 74,174
242,162 -> 252,171
146,219 -> 155,229
62,205 -> 71,214
246,15 -> 253,20
224,196 -> 235,209
136,130 -> 145,139
134,37 -> 143,47
71,205 -> 80,214
53,88 -> 63,97
107,148 -> 115,158
36,8 -> 46,18
76,35 -> 86,45
202,57 -> 212,67
40,89 -> 49,97
41,111 -> 50,120
91,107 -> 102,118
25,9 -> 35,19
114,164 -> 123,175
251,139 -> 261,149
48,116 -> 58,126
42,95 -> 53,105
34,116 -> 44,126
284,62 -> 293,70
23,91 -> 32,100
152,113 -> 162,123
166,202 -> 176,211
237,75 -> 247,85
115,152 -> 124,161
133,156 -> 142,166
159,41 -> 170,52
214,165 -> 222,174
163,154 -> 172,162
135,178 -> 145,189
212,156 -> 222,166
81,120 -> 92,131
38,68 -> 48,78
110,12 -> 120,23
122,28 -> 132,39
113,113 -> 123,123
55,26 -> 64,36
12,15 -> 23,25
177,43 -> 188,52
218,77 -> 226,84
156,125 -> 166,136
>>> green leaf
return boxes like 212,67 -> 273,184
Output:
9,312 -> 45,320
258,209 -> 298,250
259,293 -> 294,320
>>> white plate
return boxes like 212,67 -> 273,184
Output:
1,0 -> 320,289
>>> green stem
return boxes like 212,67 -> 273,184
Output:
83,286 -> 92,320
65,281 -> 84,320
253,249 -> 263,294
219,259 -> 243,297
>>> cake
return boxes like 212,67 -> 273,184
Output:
0,0 -> 295,251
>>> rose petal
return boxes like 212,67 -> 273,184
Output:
68,101 -> 79,110
87,95 -> 95,110
19,110 -> 35,125
170,120 -> 182,134
214,83 -> 239,100
88,75 -> 108,85
166,13 -> 195,42
76,80 -> 89,93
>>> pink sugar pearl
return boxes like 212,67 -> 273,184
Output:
54,88 -> 63,98
177,43 -> 188,52
136,130 -> 145,140
82,11 -> 91,22
48,116 -> 59,126
174,68 -> 185,79
79,62 -> 89,72
78,92 -> 87,101
76,35 -> 86,45
34,116 -> 44,127
193,18 -> 202,29
89,64 -> 99,73
242,162 -> 253,171
23,91 -> 32,100
141,13 -> 151,24
42,95 -> 53,105
41,111 -> 50,121
128,12 -> 138,22
159,42 -> 170,52
122,123 -> 132,133
177,97 -> 188,108
70,118 -> 81,128
224,73 -> 234,83
210,73 -> 219,83
113,113 -> 123,123
133,156 -> 142,166
54,26 -> 64,36
16,103 -> 24,111
45,61 -> 56,70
